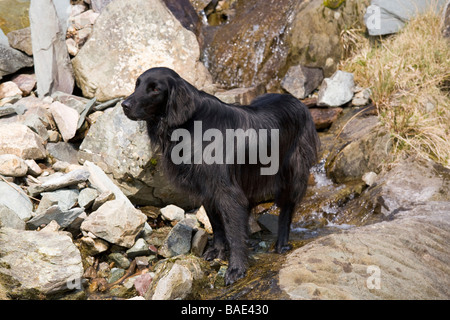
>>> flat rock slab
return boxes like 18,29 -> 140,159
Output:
28,168 -> 90,196
279,201 -> 450,299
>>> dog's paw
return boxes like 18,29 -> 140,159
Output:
275,242 -> 293,254
203,246 -> 226,261
224,266 -> 246,286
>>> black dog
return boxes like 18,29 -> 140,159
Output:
122,67 -> 319,285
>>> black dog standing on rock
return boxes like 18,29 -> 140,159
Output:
122,67 -> 319,285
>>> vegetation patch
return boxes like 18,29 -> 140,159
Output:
342,9 -> 450,167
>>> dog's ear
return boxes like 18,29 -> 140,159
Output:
166,78 -> 196,127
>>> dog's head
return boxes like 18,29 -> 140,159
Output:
122,67 -> 195,127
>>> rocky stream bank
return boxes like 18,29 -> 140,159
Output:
0,0 -> 449,300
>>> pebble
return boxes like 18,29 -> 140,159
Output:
108,252 -> 131,269
126,238 -> 151,259
160,204 -> 185,222
108,268 -> 125,283
0,154 -> 28,177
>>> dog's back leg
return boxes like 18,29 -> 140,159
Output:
275,191 -> 296,253
275,150 -> 310,253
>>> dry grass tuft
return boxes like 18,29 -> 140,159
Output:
341,8 -> 450,167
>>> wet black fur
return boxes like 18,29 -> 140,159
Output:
122,67 -> 319,285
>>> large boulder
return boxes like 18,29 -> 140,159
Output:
204,0 -> 294,89
287,0 -> 370,78
324,113 -> 393,184
203,0 -> 369,90
72,0 -> 213,102
0,228 -> 83,299
78,104 -> 196,207
279,201 -> 450,299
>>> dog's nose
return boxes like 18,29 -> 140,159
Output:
122,99 -> 131,111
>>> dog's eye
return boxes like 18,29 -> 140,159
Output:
147,84 -> 159,93
135,79 -> 141,88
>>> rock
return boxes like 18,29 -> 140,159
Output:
0,123 -> 46,160
21,113 -> 50,142
52,160 -> 70,172
279,201 -> 450,299
80,199 -> 147,248
281,65 -> 323,99
0,81 -> 22,99
191,229 -> 208,257
0,228 -> 83,299
352,88 -> 371,106
11,74 -> 37,96
24,159 -> 43,176
362,171 -> 377,186
287,0 -> 369,78
78,187 -> 99,209
47,142 -> 79,164
6,27 -> 33,56
49,101 -> 80,141
364,0 -> 447,36
82,160 -> 133,206
108,268 -> 126,283
0,43 -> 34,80
195,205 -> 212,233
90,0 -> 114,12
35,189 -> 80,215
361,158 -> 449,217
72,0 -> 213,102
0,181 -> 33,221
145,255 -> 205,300
204,0 -> 293,89
0,104 -> 17,118
66,38 -> 79,56
28,168 -> 90,196
91,190 -> 115,211
257,213 -> 279,234
126,238 -> 151,259
443,1 -> 450,38
27,206 -> 85,230
40,220 -> 62,233
309,107 -> 343,130
0,154 -> 28,177
71,3 -> 88,17
79,105 -> 194,207
160,204 -> 185,222
159,223 -> 194,258
69,9 -> 99,30
79,236 -> 109,255
51,91 -> 91,114
325,116 -> 392,183
0,205 -> 26,230
108,253 -> 131,270
29,0 -> 74,97
134,272 -> 153,296
317,71 -> 355,107
214,87 -> 262,105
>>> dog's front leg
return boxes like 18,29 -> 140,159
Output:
218,192 -> 249,286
